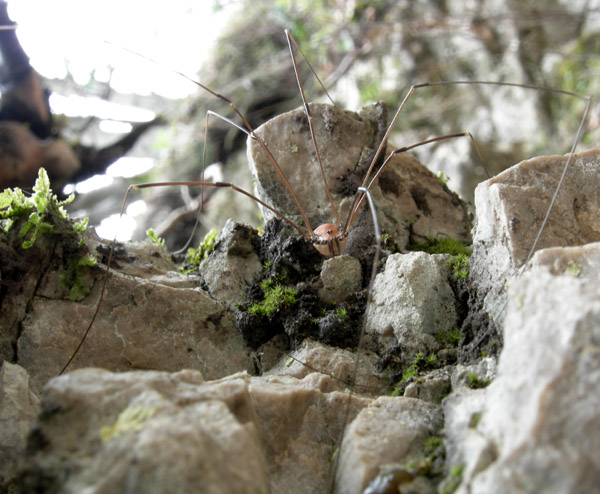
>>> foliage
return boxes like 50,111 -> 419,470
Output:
409,236 -> 472,257
146,228 -> 165,246
0,168 -> 88,249
447,254 -> 470,279
100,406 -> 157,443
390,351 -> 438,396
436,328 -> 463,347
465,372 -> 491,389
248,277 -> 298,317
1,168 -> 95,301
180,228 -> 217,274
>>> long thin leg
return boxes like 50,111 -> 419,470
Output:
343,131 -> 488,233
342,80 -> 590,236
106,42 -> 317,239
58,178 -> 312,374
285,29 -> 342,228
328,186 -> 382,493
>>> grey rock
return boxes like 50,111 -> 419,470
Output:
247,103 -> 471,251
17,236 -> 253,393
265,339 -> 390,395
0,362 -> 40,487
199,219 -> 262,305
317,254 -> 362,304
469,148 -> 600,327
365,252 -> 458,362
21,367 -> 372,494
334,396 -> 444,494
445,242 -> 600,494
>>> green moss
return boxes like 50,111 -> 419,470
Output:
424,435 -> 444,456
565,260 -> 582,277
465,372 -> 491,389
469,412 -> 483,428
437,171 -> 450,184
248,277 -> 298,317
436,328 -> 463,347
440,464 -> 464,494
59,253 -> 97,301
1,168 -> 95,300
335,307 -> 348,319
146,228 -> 165,246
447,253 -> 470,279
410,236 -> 472,257
0,168 -> 88,249
180,228 -> 217,273
390,352 -> 438,396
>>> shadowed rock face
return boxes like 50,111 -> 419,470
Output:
247,102 -> 472,251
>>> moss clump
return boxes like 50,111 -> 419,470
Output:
248,277 -> 298,317
465,372 -> 491,389
146,228 -> 165,246
447,253 -> 470,279
1,168 -> 95,300
409,236 -> 472,257
390,352 -> 438,396
436,328 -> 463,347
440,464 -> 464,494
0,168 -> 88,249
180,228 -> 217,274
100,406 -> 157,443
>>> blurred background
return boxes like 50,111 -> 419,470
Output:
2,0 -> 599,250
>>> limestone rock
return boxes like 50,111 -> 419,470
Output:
20,367 -> 372,494
247,103 -> 471,251
0,362 -> 40,488
365,252 -> 458,363
334,396 -> 444,494
199,219 -> 262,305
17,235 -> 253,393
265,339 -> 390,394
468,148 -> 600,328
445,242 -> 600,494
317,254 -> 362,304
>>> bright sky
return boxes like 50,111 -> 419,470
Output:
8,0 -> 238,97
7,0 -> 239,240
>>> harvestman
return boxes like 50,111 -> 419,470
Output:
51,27 -> 592,494
58,30 -> 591,391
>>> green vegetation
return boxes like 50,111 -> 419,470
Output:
335,307 -> 348,318
248,277 -> 298,317
390,352 -> 438,396
180,228 -> 217,273
436,328 -> 463,347
0,168 -> 88,249
146,228 -> 165,246
100,406 -> 157,443
447,253 -> 470,279
60,253 -> 98,301
440,464 -> 464,494
424,435 -> 444,456
409,236 -> 472,257
565,260 -> 582,277
1,168 -> 95,301
465,372 -> 491,389
437,171 -> 450,185
469,412 -> 483,428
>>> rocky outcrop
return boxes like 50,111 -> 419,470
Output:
248,103 -> 472,251
444,241 -> 600,493
2,116 -> 600,491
